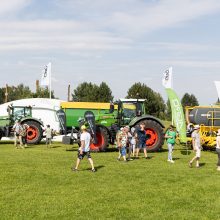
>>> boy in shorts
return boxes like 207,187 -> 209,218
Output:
136,122 -> 148,159
189,125 -> 202,168
72,125 -> 95,172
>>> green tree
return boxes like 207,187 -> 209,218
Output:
126,82 -> 166,119
33,87 -> 55,99
96,82 -> 113,102
181,93 -> 199,109
0,88 -> 5,104
165,100 -> 172,121
7,84 -> 33,102
72,82 -> 113,102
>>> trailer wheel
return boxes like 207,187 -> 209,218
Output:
23,121 -> 43,144
137,120 -> 164,152
90,126 -> 108,152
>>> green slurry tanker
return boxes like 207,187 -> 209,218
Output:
61,99 -> 165,152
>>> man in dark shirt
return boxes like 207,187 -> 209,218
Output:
136,122 -> 148,159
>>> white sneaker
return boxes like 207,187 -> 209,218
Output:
170,160 -> 175,163
217,167 -> 220,171
167,159 -> 171,162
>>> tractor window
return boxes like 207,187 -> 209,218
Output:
25,108 -> 31,117
13,107 -> 25,120
122,103 -> 136,123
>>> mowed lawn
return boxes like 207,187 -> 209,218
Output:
0,142 -> 220,220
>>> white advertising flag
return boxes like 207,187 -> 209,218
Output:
214,81 -> 220,100
162,67 -> 173,89
41,62 -> 51,86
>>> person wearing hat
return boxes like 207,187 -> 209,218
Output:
216,129 -> 220,171
189,125 -> 201,168
165,125 -> 177,163
72,125 -> 95,172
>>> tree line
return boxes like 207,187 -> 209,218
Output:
71,82 -> 199,120
0,84 -> 55,104
0,82 -> 199,120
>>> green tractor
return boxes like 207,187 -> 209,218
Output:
61,99 -> 165,152
0,105 -> 44,144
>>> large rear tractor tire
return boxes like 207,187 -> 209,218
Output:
24,121 -> 43,144
90,126 -> 108,152
137,120 -> 164,152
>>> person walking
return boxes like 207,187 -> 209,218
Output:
136,122 -> 148,159
126,126 -> 133,161
117,127 -> 128,162
165,125 -> 177,163
216,129 -> 220,171
116,127 -> 123,160
189,125 -> 202,168
45,125 -> 52,147
130,127 -> 136,157
72,125 -> 95,172
13,120 -> 23,149
21,123 -> 29,147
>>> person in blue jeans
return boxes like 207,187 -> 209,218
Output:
135,122 -> 148,159
165,125 -> 177,163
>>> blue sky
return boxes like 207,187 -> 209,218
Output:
0,0 -> 220,104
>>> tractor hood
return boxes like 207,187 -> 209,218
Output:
129,115 -> 165,128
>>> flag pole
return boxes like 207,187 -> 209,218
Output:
49,62 -> 52,99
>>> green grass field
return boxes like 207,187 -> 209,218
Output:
0,142 -> 220,220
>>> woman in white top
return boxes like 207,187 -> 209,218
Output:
216,129 -> 220,171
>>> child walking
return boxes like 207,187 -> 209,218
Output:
189,125 -> 202,168
45,125 -> 52,147
216,129 -> 220,171
165,125 -> 176,163
117,127 -> 128,162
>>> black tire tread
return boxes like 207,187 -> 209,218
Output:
23,121 -> 43,144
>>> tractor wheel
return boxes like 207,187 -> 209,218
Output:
24,121 -> 43,144
137,120 -> 164,152
90,126 -> 108,152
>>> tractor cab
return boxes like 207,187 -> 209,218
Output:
116,99 -> 146,126
7,105 -> 32,123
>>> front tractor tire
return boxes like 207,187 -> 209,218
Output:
137,120 -> 164,152
23,121 -> 43,144
90,126 -> 108,152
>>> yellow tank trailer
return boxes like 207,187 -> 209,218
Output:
185,106 -> 220,149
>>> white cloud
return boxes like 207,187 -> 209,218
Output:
55,0 -> 220,36
0,19 -> 133,51
108,0 -> 220,35
0,0 -> 31,15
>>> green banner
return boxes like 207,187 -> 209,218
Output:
166,88 -> 187,143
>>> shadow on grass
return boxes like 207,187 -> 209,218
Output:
199,163 -> 206,167
50,145 -> 62,149
149,148 -> 168,153
181,150 -> 192,156
173,157 -> 180,161
85,165 -> 105,171
0,141 -> 14,145
66,146 -> 78,152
